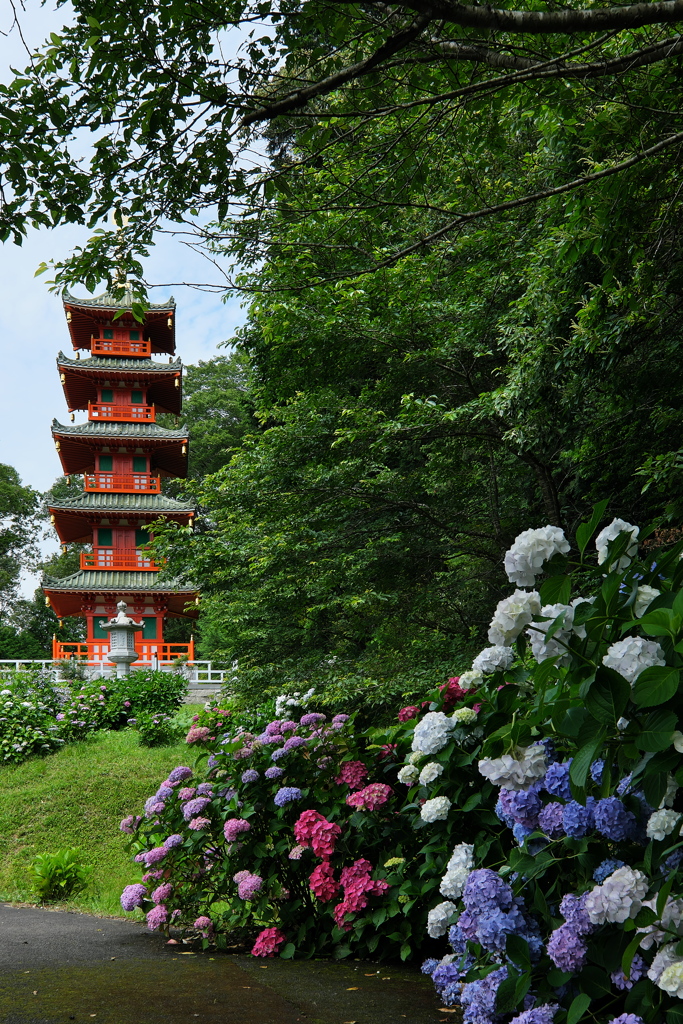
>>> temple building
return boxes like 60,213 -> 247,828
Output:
43,289 -> 199,665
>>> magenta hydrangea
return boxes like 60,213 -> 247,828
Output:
146,904 -> 168,931
151,882 -> 173,904
223,818 -> 251,842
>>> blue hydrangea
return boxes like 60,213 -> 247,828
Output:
448,924 -> 468,954
274,786 -> 303,807
461,967 -> 507,1024
421,958 -> 439,975
590,759 -> 605,784
593,797 -> 637,842
495,796 -> 516,828
661,848 -> 683,876
241,769 -> 259,783
611,953 -> 646,991
538,802 -> 565,838
499,785 -> 542,828
462,869 -> 513,913
510,1005 -> 559,1024
513,822 -> 533,846
540,738 -> 558,763
265,766 -> 284,780
563,798 -> 595,839
607,1016 -> 645,1024
163,834 -> 184,849
543,761 -> 572,801
593,857 -> 625,883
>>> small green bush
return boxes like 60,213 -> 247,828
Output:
30,848 -> 92,902
130,711 -> 183,747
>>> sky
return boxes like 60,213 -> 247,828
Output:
0,2 -> 249,591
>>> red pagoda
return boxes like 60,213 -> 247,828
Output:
43,288 -> 199,665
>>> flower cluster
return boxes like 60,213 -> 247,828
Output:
333,859 -> 390,932
294,809 -> 342,858
488,590 -> 541,646
346,783 -> 391,811
595,517 -> 639,570
478,744 -> 546,790
234,870 -> 263,900
602,637 -> 666,684
335,760 -> 368,789
412,712 -> 453,755
504,526 -> 570,587
471,645 -> 515,675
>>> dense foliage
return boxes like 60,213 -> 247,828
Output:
121,511 -> 683,1024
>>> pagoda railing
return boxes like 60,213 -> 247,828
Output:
84,471 -> 161,493
88,402 -> 155,422
53,639 -> 195,664
80,549 -> 164,571
91,338 -> 152,357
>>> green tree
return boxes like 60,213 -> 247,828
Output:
0,464 -> 40,617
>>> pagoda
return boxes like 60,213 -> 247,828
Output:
43,288 -> 199,666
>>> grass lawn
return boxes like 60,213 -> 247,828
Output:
0,710 -> 204,918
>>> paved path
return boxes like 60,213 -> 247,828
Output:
0,905 -> 447,1024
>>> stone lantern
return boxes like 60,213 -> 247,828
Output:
100,600 -> 145,677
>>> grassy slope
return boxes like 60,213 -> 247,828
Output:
0,725 -> 202,917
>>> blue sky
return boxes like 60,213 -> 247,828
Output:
0,3 -> 249,589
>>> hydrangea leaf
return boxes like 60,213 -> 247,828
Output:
584,667 -> 630,725
566,992 -> 591,1024
636,709 -> 677,752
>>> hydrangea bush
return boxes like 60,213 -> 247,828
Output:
119,504 -> 683,1024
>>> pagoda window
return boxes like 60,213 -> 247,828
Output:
129,330 -> 140,341
136,528 -> 151,547
98,455 -> 113,471
103,329 -> 114,339
101,388 -> 114,403
98,527 -> 113,546
132,456 -> 148,473
131,390 -> 144,404
92,618 -> 108,640
142,617 -> 157,639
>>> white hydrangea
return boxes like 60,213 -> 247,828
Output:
440,844 -> 474,899
659,962 -> 683,998
674,731 -> 683,755
427,901 -> 457,938
595,517 -> 639,571
634,585 -> 660,618
421,796 -> 452,823
488,590 -> 541,646
412,711 -> 454,755
648,943 -> 682,984
504,526 -> 571,587
526,603 -> 574,667
472,645 -> 515,674
397,764 -> 419,786
661,774 -> 679,809
452,707 -> 477,726
409,750 -> 426,765
570,596 -> 595,638
419,761 -> 444,785
458,669 -> 483,690
584,866 -> 649,925
647,809 -> 682,842
602,636 -> 666,684
478,744 -> 546,791
638,896 -> 683,950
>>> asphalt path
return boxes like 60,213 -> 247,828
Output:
0,905 -> 447,1024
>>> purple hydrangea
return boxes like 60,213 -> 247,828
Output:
119,815 -> 142,834
274,786 -> 303,807
543,761 -> 572,801
233,869 -> 263,900
509,1006 -> 559,1024
146,904 -> 168,931
608,1017 -> 645,1024
611,953 -> 646,991
421,958 -> 439,975
432,962 -> 464,1006
207,754 -> 220,769
196,783 -> 214,796
143,846 -> 168,867
265,766 -> 284,780
300,713 -> 326,727
593,857 -> 625,883
563,799 -> 595,839
283,735 -> 307,752
144,796 -> 165,818
265,721 -> 283,736
163,834 -> 184,849
546,894 -> 594,973
462,869 -> 513,914
461,967 -> 507,1024
155,786 -> 173,800
538,802 -> 565,838
167,765 -> 193,784
279,720 -> 298,733
495,796 -> 516,828
120,883 -> 147,911
448,924 -> 468,955
331,714 -> 350,729
499,784 -> 543,829
241,769 -> 260,783
271,747 -> 287,761
593,797 -> 637,842
151,882 -> 173,904
181,797 -> 211,822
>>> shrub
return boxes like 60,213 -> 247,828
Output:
131,711 -> 184,747
30,848 -> 92,902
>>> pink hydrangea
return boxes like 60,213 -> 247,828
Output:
223,818 -> 251,842
151,882 -> 173,904
333,859 -> 390,931
251,927 -> 287,957
293,809 -> 342,858
119,815 -> 142,834
186,726 -> 211,744
335,761 -> 368,790
142,870 -> 165,882
398,705 -> 419,722
143,846 -> 168,867
309,860 -> 340,902
194,915 -> 214,937
345,783 -> 392,811
233,870 -> 263,900
188,816 -> 211,831
146,904 -> 168,931
178,787 -> 196,801
289,845 -> 306,860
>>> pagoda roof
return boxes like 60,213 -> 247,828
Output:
56,352 -> 182,415
47,491 -> 194,543
52,419 -> 188,477
43,570 -> 198,619
63,287 -> 176,355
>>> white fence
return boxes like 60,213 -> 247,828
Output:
0,659 -> 230,685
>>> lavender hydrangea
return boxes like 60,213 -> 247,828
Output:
509,1006 -> 559,1024
611,953 -> 646,990
120,883 -> 147,911
163,834 -> 184,849
265,766 -> 284,779
241,769 -> 260,783
538,802 -> 565,838
274,786 -> 303,807
421,958 -> 439,975
182,797 -> 212,822
461,967 -> 507,1024
546,894 -> 594,973
167,765 -> 193,784
499,785 -> 543,828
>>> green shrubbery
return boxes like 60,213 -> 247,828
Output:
30,848 -> 92,902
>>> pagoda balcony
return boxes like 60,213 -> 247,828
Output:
91,337 -> 152,357
80,549 -> 164,571
53,638 -> 195,664
88,402 -> 156,422
84,472 -> 161,493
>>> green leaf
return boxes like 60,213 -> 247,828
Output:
506,934 -> 531,970
576,500 -> 609,557
567,993 -> 591,1024
632,666 -> 680,707
280,942 -> 296,959
633,906 -> 657,927
579,965 -> 613,999
636,709 -> 678,752
539,575 -> 571,605
667,1008 -> 683,1024
622,930 -> 644,978
638,607 -> 680,638
584,667 -> 630,724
